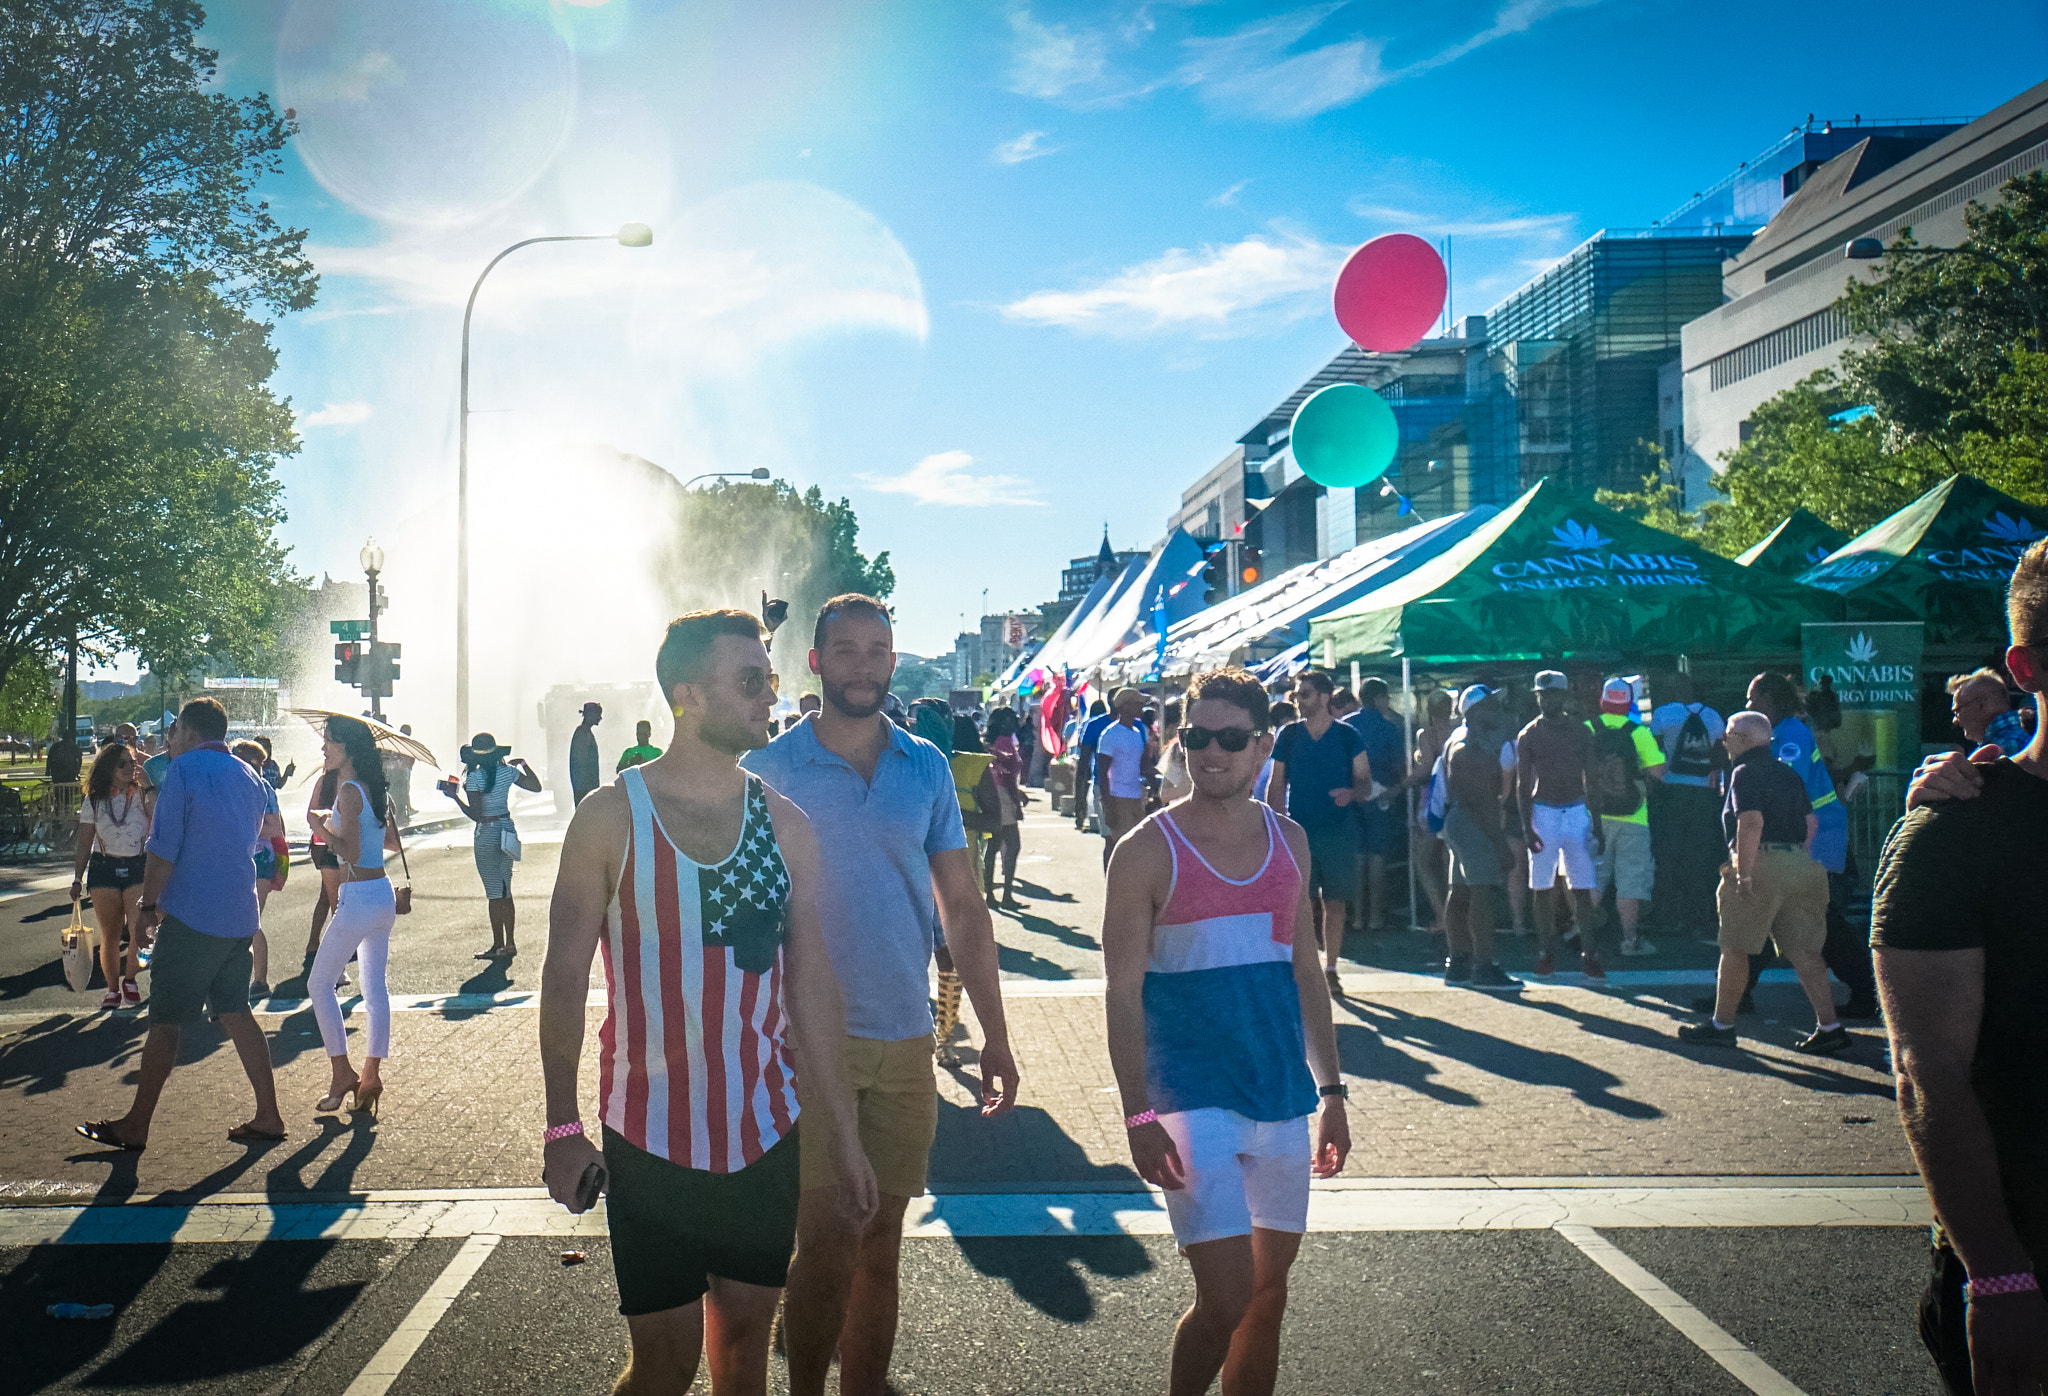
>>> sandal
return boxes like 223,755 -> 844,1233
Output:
228,1122 -> 287,1143
76,1120 -> 144,1152
316,1074 -> 361,1113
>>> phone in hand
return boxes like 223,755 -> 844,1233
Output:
437,778 -> 458,798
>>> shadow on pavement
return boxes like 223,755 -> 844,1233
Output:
1010,912 -> 1098,954
994,943 -> 1072,979
1334,1022 -> 1480,1107
948,1234 -> 1155,1324
0,954 -> 72,1001
1009,880 -> 1077,905
460,957 -> 519,996
1341,999 -> 1663,1120
0,1014 -> 159,1096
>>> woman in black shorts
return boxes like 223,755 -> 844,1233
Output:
69,743 -> 154,1011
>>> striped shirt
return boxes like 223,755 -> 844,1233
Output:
1142,806 -> 1318,1122
598,767 -> 799,1172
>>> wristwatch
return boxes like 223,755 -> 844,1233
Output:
138,902 -> 157,911
1318,1083 -> 1349,1101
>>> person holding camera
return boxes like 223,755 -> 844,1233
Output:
441,733 -> 541,960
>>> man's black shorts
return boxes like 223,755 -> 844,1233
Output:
602,1122 -> 800,1316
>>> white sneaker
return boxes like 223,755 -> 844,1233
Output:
1619,938 -> 1658,957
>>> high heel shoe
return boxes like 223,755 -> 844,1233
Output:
349,1085 -> 382,1119
316,1076 -> 360,1113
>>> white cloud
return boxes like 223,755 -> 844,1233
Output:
993,130 -> 1059,164
860,451 -> 1045,507
1177,8 -> 1389,121
1000,232 -> 1343,338
1207,179 -> 1250,208
300,400 -> 374,428
1348,205 -> 1578,240
1006,10 -> 1109,98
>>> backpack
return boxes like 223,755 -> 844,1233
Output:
1588,719 -> 1644,818
1667,705 -> 1716,781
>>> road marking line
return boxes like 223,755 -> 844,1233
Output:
1554,1224 -> 1808,1396
341,1231 -> 501,1396
0,1185 -> 1929,1246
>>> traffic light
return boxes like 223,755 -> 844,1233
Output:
1239,544 -> 1263,589
359,641 -> 402,699
334,641 -> 365,686
1201,543 -> 1232,604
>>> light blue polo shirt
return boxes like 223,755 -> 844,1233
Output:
741,717 -> 967,1041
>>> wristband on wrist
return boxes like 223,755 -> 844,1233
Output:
542,1121 -> 584,1144
1965,1272 -> 2039,1301
1123,1109 -> 1158,1130
1319,1083 -> 1349,1100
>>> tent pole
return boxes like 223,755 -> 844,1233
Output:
1403,657 -> 1419,931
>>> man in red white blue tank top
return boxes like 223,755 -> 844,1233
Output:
541,609 -> 876,1395
1103,667 -> 1349,1396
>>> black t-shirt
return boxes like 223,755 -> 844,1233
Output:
1721,747 -> 1810,848
1871,760 -> 2048,1260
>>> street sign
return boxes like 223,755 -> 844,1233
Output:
203,677 -> 280,690
330,619 -> 372,638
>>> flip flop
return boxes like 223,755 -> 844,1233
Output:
227,1124 -> 287,1143
76,1120 -> 144,1152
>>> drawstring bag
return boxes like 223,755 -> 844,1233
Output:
61,900 -> 96,993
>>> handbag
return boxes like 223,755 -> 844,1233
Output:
393,833 -> 413,915
500,823 -> 522,862
60,900 -> 96,993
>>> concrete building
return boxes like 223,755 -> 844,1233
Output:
1681,82 -> 2048,481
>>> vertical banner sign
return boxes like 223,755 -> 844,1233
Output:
1802,622 -> 1923,770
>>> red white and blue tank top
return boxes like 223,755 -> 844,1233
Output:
1143,806 -> 1318,1122
599,768 -> 799,1171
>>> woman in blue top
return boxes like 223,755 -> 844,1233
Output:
442,733 -> 542,960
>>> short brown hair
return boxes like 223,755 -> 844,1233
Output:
2009,539 -> 2048,647
1293,669 -> 1334,696
657,609 -> 764,699
813,594 -> 891,652
1187,668 -> 1271,731
231,740 -> 266,766
178,697 -> 228,742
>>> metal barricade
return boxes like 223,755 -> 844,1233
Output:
1845,770 -> 1907,906
27,780 -> 81,856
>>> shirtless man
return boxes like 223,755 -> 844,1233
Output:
1515,670 -> 1605,980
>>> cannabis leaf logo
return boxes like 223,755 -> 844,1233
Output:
1804,545 -> 1830,564
1846,633 -> 1878,663
1982,512 -> 2046,544
1548,520 -> 1613,551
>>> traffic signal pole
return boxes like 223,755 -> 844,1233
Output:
365,565 -> 381,720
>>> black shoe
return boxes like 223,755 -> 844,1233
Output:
1692,991 -> 1757,1016
1678,1021 -> 1739,1046
1794,1025 -> 1853,1056
247,981 -> 270,1005
1443,953 -> 1473,987
1840,994 -> 1880,1022
1470,962 -> 1521,992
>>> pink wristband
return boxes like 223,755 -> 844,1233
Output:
1123,1109 -> 1158,1130
1965,1272 -> 2039,1300
543,1121 -> 584,1144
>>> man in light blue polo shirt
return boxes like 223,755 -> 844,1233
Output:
742,593 -> 1018,1396
73,698 -> 285,1154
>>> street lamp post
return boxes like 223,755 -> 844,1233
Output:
361,536 -> 385,720
680,468 -> 772,489
457,222 -> 652,741
1844,236 -> 2045,351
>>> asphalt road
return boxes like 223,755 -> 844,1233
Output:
4,1226 -> 1942,1395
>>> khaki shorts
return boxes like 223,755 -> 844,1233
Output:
1716,847 -> 1828,957
798,1032 -> 937,1198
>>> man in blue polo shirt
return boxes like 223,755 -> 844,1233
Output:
73,698 -> 284,1153
743,594 -> 1019,1396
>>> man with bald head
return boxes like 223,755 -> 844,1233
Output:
1948,668 -> 2028,754
1678,710 -> 1845,1054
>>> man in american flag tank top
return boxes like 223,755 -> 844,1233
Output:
540,609 -> 876,1395
1103,667 -> 1349,1396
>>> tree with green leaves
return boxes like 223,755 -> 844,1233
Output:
0,0 -> 316,701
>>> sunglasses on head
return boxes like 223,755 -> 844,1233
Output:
1182,725 -> 1262,753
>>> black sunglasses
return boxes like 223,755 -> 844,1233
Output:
1182,725 -> 1263,753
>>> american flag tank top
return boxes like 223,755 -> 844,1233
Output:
598,767 -> 799,1171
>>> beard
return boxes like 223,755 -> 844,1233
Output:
821,675 -> 886,720
698,712 -> 769,755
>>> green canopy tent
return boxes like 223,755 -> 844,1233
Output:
1736,509 -> 1849,576
1795,475 -> 2048,652
1308,479 -> 1845,671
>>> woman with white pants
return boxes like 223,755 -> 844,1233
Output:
305,716 -> 401,1118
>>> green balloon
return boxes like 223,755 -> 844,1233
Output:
1290,382 -> 1398,489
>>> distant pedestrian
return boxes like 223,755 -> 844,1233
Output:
1679,710 -> 1843,1053
615,719 -> 662,770
1648,674 -> 1725,938
254,734 -> 292,789
305,717 -> 402,1119
444,734 -> 542,959
232,741 -> 288,1001
1074,699 -> 1114,833
1948,666 -> 2028,755
70,742 -> 153,1011
1095,688 -> 1153,867
1588,677 -> 1665,957
1439,687 -> 1520,992
1253,700 -> 1295,805
46,733 -> 81,783
1408,689 -> 1456,934
382,725 -> 416,828
569,702 -> 602,806
1340,678 -> 1407,932
983,707 -> 1026,909
1872,540 -> 2048,1396
73,698 -> 285,1152
1157,698 -> 1192,805
799,692 -> 822,719
1267,671 -> 1369,998
142,723 -> 172,790
1516,670 -> 1605,979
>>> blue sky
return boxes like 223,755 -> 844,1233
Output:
194,0 -> 2045,665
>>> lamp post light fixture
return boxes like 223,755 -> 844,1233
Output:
456,222 -> 652,740
680,467 -> 772,489
1844,236 -> 2043,350
361,536 -> 386,720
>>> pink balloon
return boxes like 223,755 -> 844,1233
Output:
1333,234 -> 1448,353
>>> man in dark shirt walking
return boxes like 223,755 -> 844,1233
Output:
569,702 -> 602,806
1342,678 -> 1406,932
1872,539 -> 2048,1396
1678,710 -> 1842,1052
1267,671 -> 1369,998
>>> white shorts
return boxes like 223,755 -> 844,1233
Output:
1527,802 -> 1597,891
1157,1108 -> 1311,1248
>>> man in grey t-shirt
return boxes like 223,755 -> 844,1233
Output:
741,594 -> 1018,1396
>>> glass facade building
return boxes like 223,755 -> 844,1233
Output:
1656,118 -> 1967,232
